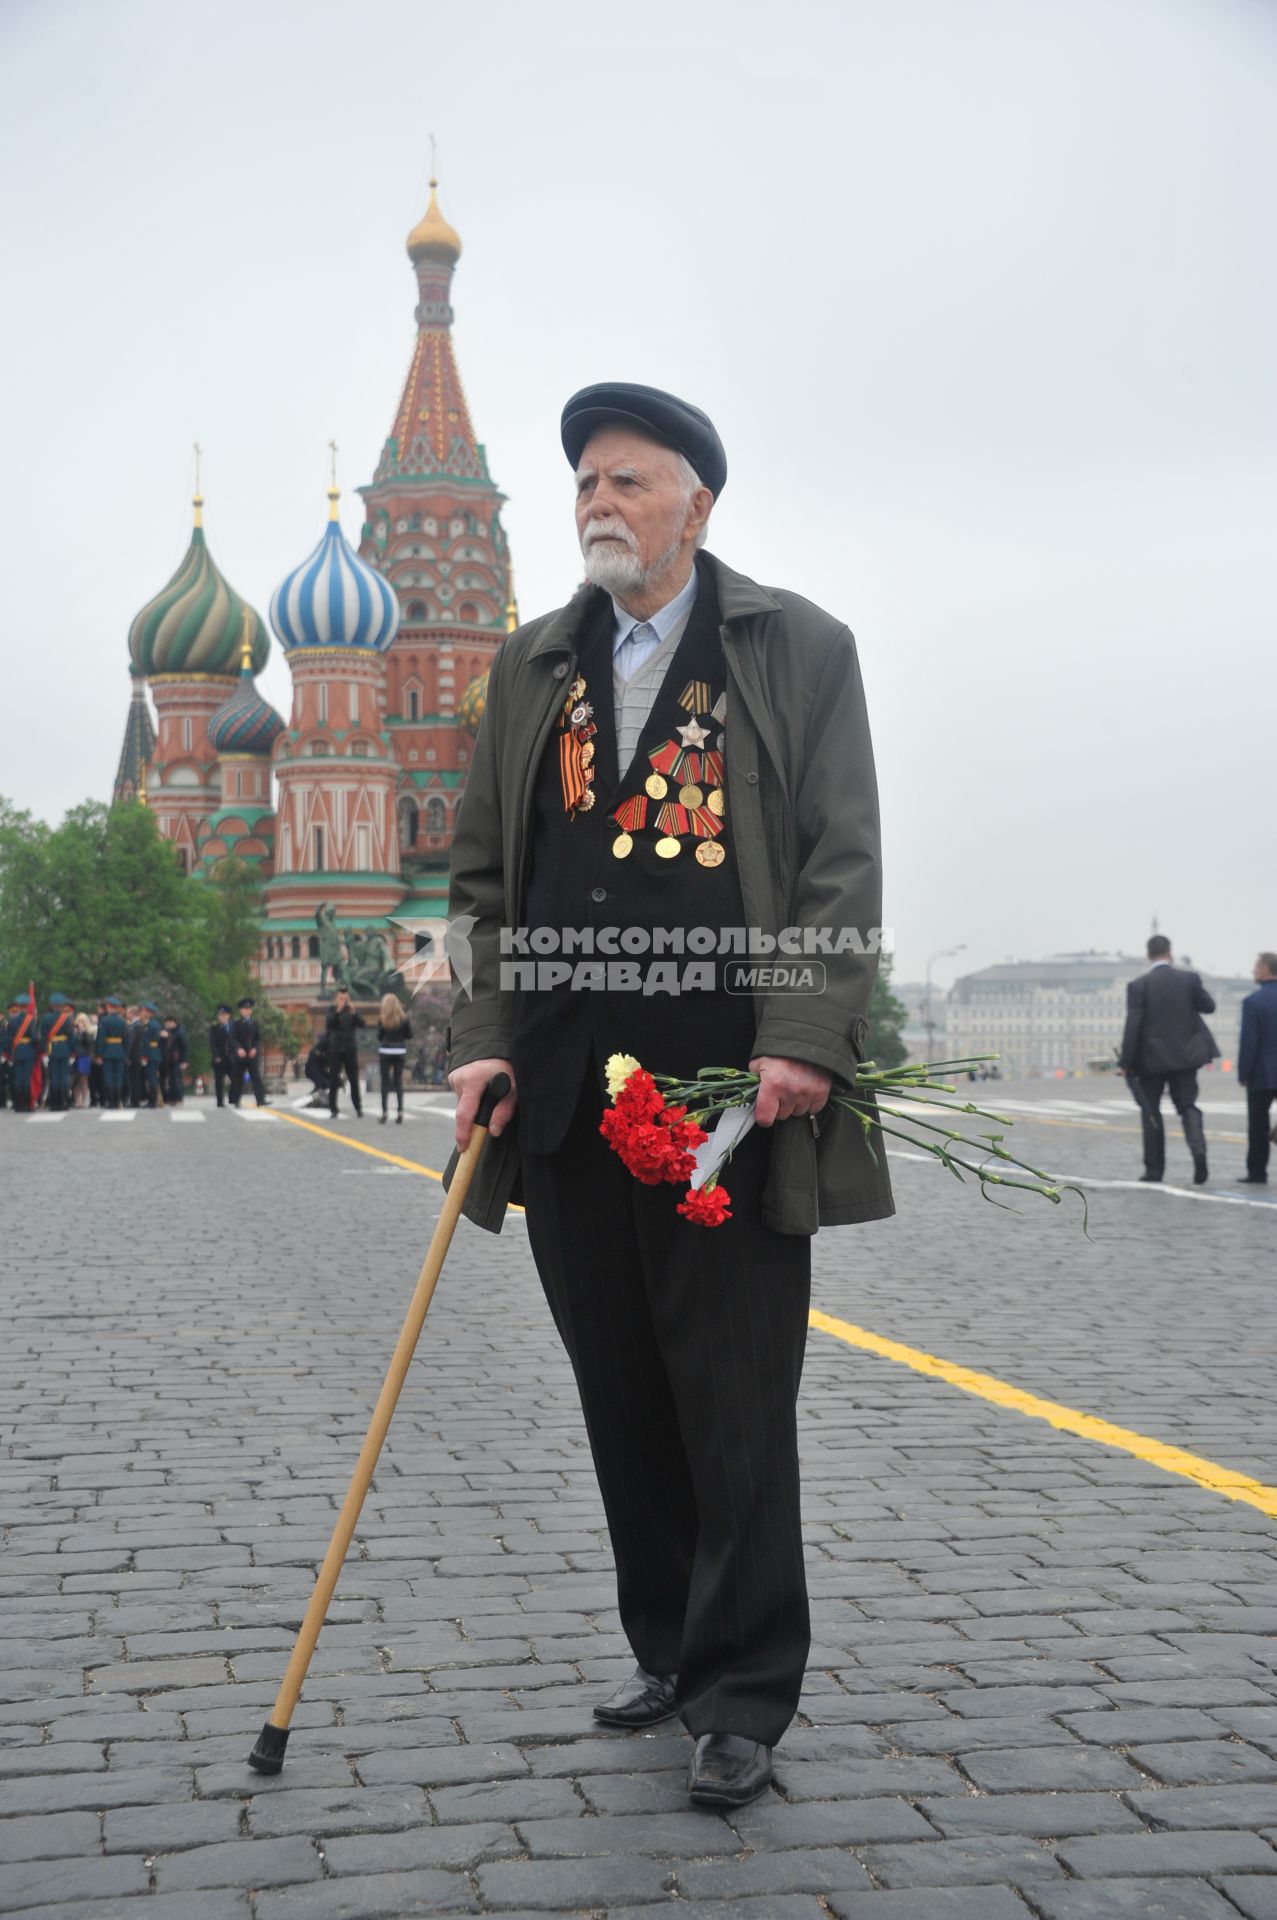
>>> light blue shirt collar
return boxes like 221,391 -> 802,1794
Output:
611,566 -> 699,653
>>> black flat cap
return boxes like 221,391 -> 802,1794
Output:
561,382 -> 727,497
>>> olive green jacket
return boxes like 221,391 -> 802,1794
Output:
446,551 -> 894,1236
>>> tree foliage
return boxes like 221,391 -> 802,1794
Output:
0,797 -> 264,1068
867,953 -> 908,1070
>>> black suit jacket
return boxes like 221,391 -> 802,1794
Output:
1119,964 -> 1219,1075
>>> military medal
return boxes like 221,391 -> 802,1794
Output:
678,783 -> 704,809
612,831 -> 633,858
677,716 -> 710,749
708,788 -> 724,815
696,840 -> 725,867
655,836 -> 681,859
645,772 -> 668,799
579,788 -> 595,811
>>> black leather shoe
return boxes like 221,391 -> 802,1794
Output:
1193,1157 -> 1208,1185
1139,1172 -> 1162,1182
592,1667 -> 677,1728
1237,1175 -> 1268,1185
687,1732 -> 773,1808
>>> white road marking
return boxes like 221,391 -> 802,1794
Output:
99,1111 -> 137,1122
889,1149 -> 1277,1210
27,1112 -> 67,1123
170,1110 -> 205,1122
233,1109 -> 278,1122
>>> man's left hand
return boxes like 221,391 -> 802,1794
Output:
750,1055 -> 832,1128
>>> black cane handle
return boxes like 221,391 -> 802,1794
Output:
474,1072 -> 512,1129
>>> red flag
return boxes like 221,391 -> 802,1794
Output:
27,982 -> 43,1109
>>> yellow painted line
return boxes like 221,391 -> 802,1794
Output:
273,1109 -> 443,1182
273,1108 -> 525,1213
809,1308 -> 1277,1521
272,1110 -> 1274,1519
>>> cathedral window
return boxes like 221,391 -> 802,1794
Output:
425,797 -> 446,835
406,601 -> 427,622
182,717 -> 193,751
310,740 -> 327,757
407,690 -> 420,721
351,740 -> 368,757
291,937 -> 301,960
349,685 -> 360,723
355,824 -> 372,869
308,935 -> 319,959
398,800 -> 419,850
313,825 -> 325,870
317,683 -> 328,724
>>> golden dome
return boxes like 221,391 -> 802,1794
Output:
406,181 -> 462,263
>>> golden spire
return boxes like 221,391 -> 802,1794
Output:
505,565 -> 519,634
137,754 -> 148,808
240,606 -> 254,672
327,438 -> 340,520
193,441 -> 204,528
406,155 -> 462,263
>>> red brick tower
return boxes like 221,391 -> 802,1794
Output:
357,181 -> 514,883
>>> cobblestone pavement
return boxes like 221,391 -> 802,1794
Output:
3,1077 -> 1276,1919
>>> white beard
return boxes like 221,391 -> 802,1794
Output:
581,521 -> 683,598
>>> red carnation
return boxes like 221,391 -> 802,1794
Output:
599,1076 -> 708,1187
677,1183 -> 733,1227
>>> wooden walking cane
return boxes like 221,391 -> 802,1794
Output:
247,1072 -> 511,1775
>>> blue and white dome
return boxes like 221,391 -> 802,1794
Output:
270,490 -> 400,654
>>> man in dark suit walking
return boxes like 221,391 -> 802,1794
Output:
1118,934 -> 1218,1185
1237,951 -> 1277,1185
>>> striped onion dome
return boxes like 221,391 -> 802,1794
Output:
270,489 -> 400,654
459,667 -> 490,736
208,648 -> 285,756
129,496 -> 268,678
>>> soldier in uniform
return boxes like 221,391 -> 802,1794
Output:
209,1004 -> 235,1107
89,1002 -> 107,1107
8,994 -> 41,1113
96,994 -> 129,1107
126,1005 -> 145,1107
40,992 -> 76,1112
140,1003 -> 164,1107
229,996 -> 268,1107
161,1014 -> 187,1105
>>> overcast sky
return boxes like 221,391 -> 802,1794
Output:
2,0 -> 1273,986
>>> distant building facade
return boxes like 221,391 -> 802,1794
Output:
945,951 -> 1250,1076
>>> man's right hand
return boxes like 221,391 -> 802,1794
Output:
449,1058 -> 518,1152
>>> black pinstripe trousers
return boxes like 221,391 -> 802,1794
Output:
521,1077 -> 812,1746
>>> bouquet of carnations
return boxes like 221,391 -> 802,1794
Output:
600,1052 -> 1085,1228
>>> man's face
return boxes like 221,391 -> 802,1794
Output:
575,427 -> 710,596
218,1012 -> 229,1024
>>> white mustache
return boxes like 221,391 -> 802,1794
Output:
582,519 -> 638,553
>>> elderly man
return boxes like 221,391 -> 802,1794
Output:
448,383 -> 891,1808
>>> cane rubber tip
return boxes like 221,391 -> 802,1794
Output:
248,1721 -> 290,1774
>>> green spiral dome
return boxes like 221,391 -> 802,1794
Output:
129,501 -> 268,678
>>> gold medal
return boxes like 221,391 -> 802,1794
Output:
578,788 -> 595,811
645,773 -> 668,800
581,741 -> 595,766
696,839 -> 726,867
678,783 -> 704,809
569,675 -> 586,701
655,836 -> 681,859
612,831 -> 633,858
708,788 -> 725,815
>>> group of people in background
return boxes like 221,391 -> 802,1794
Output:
1,992 -> 190,1112
302,990 -> 413,1123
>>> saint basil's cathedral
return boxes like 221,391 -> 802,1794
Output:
114,181 -> 510,1011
